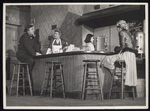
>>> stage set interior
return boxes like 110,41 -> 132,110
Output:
5,4 -> 147,107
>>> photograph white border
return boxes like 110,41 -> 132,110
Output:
3,2 -> 149,109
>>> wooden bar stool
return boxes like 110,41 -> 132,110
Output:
109,60 -> 135,100
41,61 -> 65,99
9,62 -> 33,96
81,59 -> 103,101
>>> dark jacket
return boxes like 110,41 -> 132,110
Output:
119,29 -> 134,49
114,29 -> 138,55
17,33 -> 41,57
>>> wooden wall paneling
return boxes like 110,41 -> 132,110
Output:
32,54 -> 112,94
110,25 -> 119,52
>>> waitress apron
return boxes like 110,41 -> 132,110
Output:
52,39 -> 63,53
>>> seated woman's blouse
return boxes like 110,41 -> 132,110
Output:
86,42 -> 95,51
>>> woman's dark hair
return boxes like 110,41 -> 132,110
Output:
24,24 -> 34,32
84,34 -> 94,43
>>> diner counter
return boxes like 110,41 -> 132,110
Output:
34,51 -> 116,58
32,51 -> 144,97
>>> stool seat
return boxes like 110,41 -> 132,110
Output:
115,60 -> 126,68
83,59 -> 100,62
116,60 -> 125,62
11,61 -> 29,65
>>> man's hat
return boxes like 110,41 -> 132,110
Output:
24,24 -> 34,32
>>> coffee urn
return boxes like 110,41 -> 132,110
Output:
134,31 -> 145,57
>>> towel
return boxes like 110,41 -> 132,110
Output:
103,54 -> 120,70
120,51 -> 137,86
103,51 -> 137,86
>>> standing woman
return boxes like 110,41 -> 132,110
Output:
82,34 -> 95,51
16,24 -> 42,94
103,20 -> 137,86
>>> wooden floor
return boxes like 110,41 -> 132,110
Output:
5,95 -> 147,109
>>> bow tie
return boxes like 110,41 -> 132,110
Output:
29,35 -> 34,39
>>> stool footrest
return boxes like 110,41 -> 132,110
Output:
86,93 -> 101,95
86,88 -> 101,90
86,71 -> 97,73
86,78 -> 98,80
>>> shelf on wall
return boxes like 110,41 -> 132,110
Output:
75,5 -> 145,29
6,23 -> 22,27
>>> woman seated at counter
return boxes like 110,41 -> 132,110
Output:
81,34 -> 95,51
46,29 -> 69,54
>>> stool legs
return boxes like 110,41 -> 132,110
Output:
41,63 -> 48,96
132,86 -> 135,100
9,64 -> 33,96
82,62 -> 103,101
82,63 -> 87,101
60,65 -> 65,98
22,66 -> 25,96
41,63 -> 65,99
50,63 -> 54,99
9,64 -> 16,96
96,62 -> 103,101
27,65 -> 33,96
16,64 -> 20,96
121,62 -> 124,100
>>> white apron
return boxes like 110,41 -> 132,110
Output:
102,51 -> 137,86
52,39 -> 63,53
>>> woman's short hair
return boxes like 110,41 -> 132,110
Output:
54,29 -> 61,35
116,20 -> 128,30
84,34 -> 94,43
24,24 -> 34,32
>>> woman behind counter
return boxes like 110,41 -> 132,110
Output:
46,29 -> 68,54
16,24 -> 42,95
82,34 -> 95,51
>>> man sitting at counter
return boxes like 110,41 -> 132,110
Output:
46,29 -> 68,54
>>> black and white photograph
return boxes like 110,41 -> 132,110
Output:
3,2 -> 148,109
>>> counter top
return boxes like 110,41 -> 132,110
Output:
34,51 -> 116,59
34,51 -> 144,64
